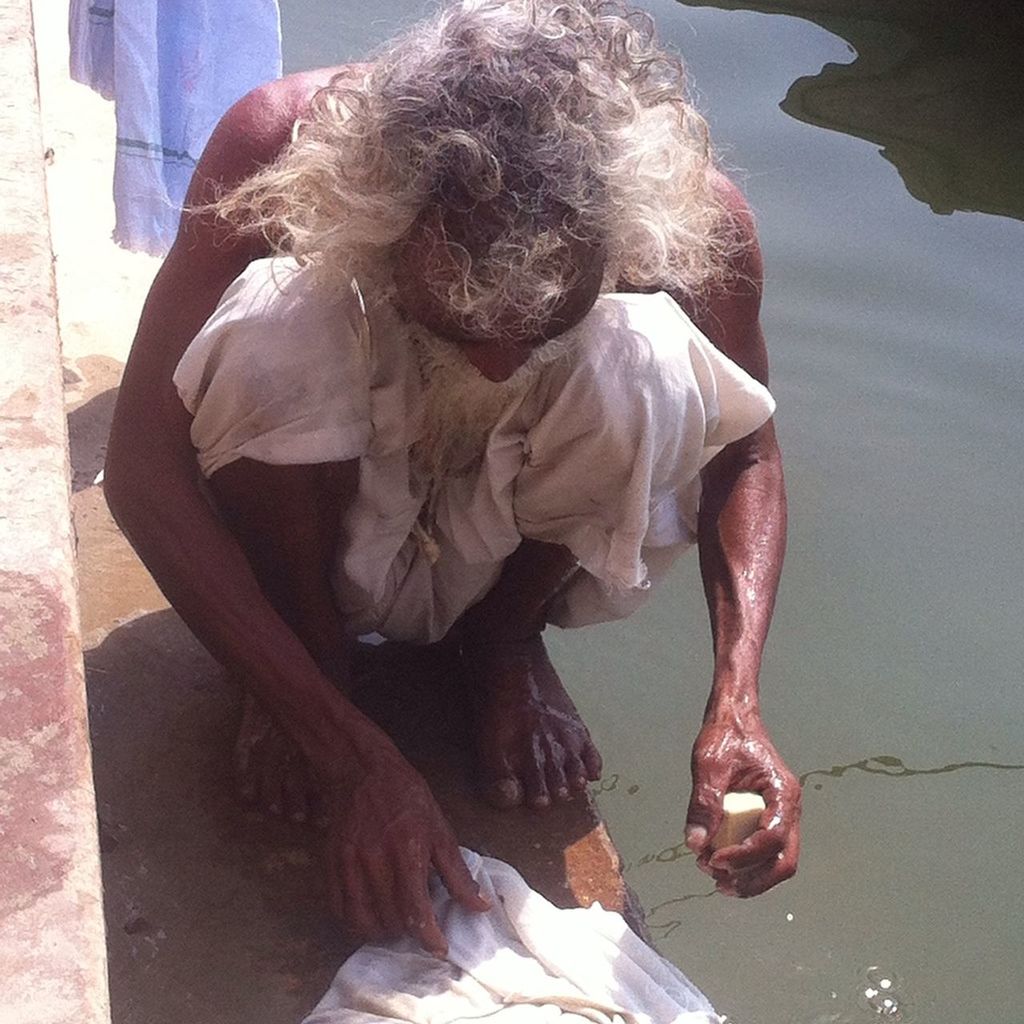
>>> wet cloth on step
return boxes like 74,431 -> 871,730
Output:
69,0 -> 282,255
303,849 -> 721,1024
173,257 -> 775,642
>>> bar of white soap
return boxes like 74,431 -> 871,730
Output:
710,791 -> 766,851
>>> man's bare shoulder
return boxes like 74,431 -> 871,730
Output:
185,65 -> 360,203
682,169 -> 768,380
707,168 -> 764,301
239,64 -> 373,141
172,64 -> 369,273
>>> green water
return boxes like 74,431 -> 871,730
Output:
281,4 -> 1024,1021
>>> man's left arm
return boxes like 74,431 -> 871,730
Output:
676,177 -> 801,897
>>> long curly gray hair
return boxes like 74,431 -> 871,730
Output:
215,0 -> 733,337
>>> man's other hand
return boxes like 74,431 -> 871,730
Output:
684,717 -> 801,897
323,754 -> 490,955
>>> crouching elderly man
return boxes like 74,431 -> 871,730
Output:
104,0 -> 801,953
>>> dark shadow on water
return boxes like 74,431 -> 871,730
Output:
680,0 -> 1024,220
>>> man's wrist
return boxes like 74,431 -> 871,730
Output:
705,667 -> 762,726
278,677 -> 401,785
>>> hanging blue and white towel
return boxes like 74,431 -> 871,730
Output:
69,0 -> 282,255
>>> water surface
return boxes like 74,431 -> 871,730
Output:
280,4 -> 1024,1021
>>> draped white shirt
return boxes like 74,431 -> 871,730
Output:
174,258 -> 775,643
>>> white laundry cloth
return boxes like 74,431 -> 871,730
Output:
303,849 -> 721,1024
68,0 -> 282,255
174,258 -> 776,642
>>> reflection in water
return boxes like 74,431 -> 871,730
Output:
799,753 -> 1024,790
591,773 -> 641,796
635,839 -> 692,867
679,0 -> 1024,220
647,890 -> 717,940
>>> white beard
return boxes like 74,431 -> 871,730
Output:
407,322 -> 579,485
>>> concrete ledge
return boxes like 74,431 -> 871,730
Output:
0,1 -> 110,1021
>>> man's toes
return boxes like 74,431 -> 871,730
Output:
283,765 -> 309,823
522,760 -> 551,810
545,752 -> 571,803
233,739 -> 259,803
310,790 -> 330,831
259,762 -> 284,816
483,775 -> 524,809
582,741 -> 603,781
563,751 -> 588,794
527,788 -> 551,810
235,766 -> 258,804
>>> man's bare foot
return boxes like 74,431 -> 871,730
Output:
234,690 -> 324,826
461,635 -> 602,810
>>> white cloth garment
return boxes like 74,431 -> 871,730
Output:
69,0 -> 282,255
173,257 -> 776,642
303,849 -> 722,1024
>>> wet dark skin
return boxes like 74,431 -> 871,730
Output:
104,67 -> 800,954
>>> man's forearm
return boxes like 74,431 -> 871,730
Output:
696,424 -> 787,722
104,422 -> 394,782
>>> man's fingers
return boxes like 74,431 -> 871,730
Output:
433,840 -> 490,912
340,847 -> 384,941
282,762 -> 309,823
364,852 -> 404,938
233,738 -> 258,802
685,781 -> 724,855
733,847 -> 799,897
720,819 -> 800,898
705,785 -> 799,889
754,820 -> 800,894
708,827 -> 785,872
686,826 -> 709,858
712,869 -> 737,897
310,789 -> 329,832
259,757 -> 284,816
326,844 -> 346,921
396,858 -> 448,957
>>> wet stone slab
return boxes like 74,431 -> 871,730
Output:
84,610 -> 642,1024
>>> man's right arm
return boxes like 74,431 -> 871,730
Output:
104,77 -> 350,766
103,78 -> 486,952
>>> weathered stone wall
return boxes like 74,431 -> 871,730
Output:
0,1 -> 110,1020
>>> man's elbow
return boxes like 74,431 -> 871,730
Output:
102,438 -> 140,533
712,425 -> 781,476
102,421 -> 174,528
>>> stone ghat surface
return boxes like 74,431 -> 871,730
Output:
0,1 -> 110,1022
10,1 -> 646,1018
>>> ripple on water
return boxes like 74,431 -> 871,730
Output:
857,965 -> 911,1022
